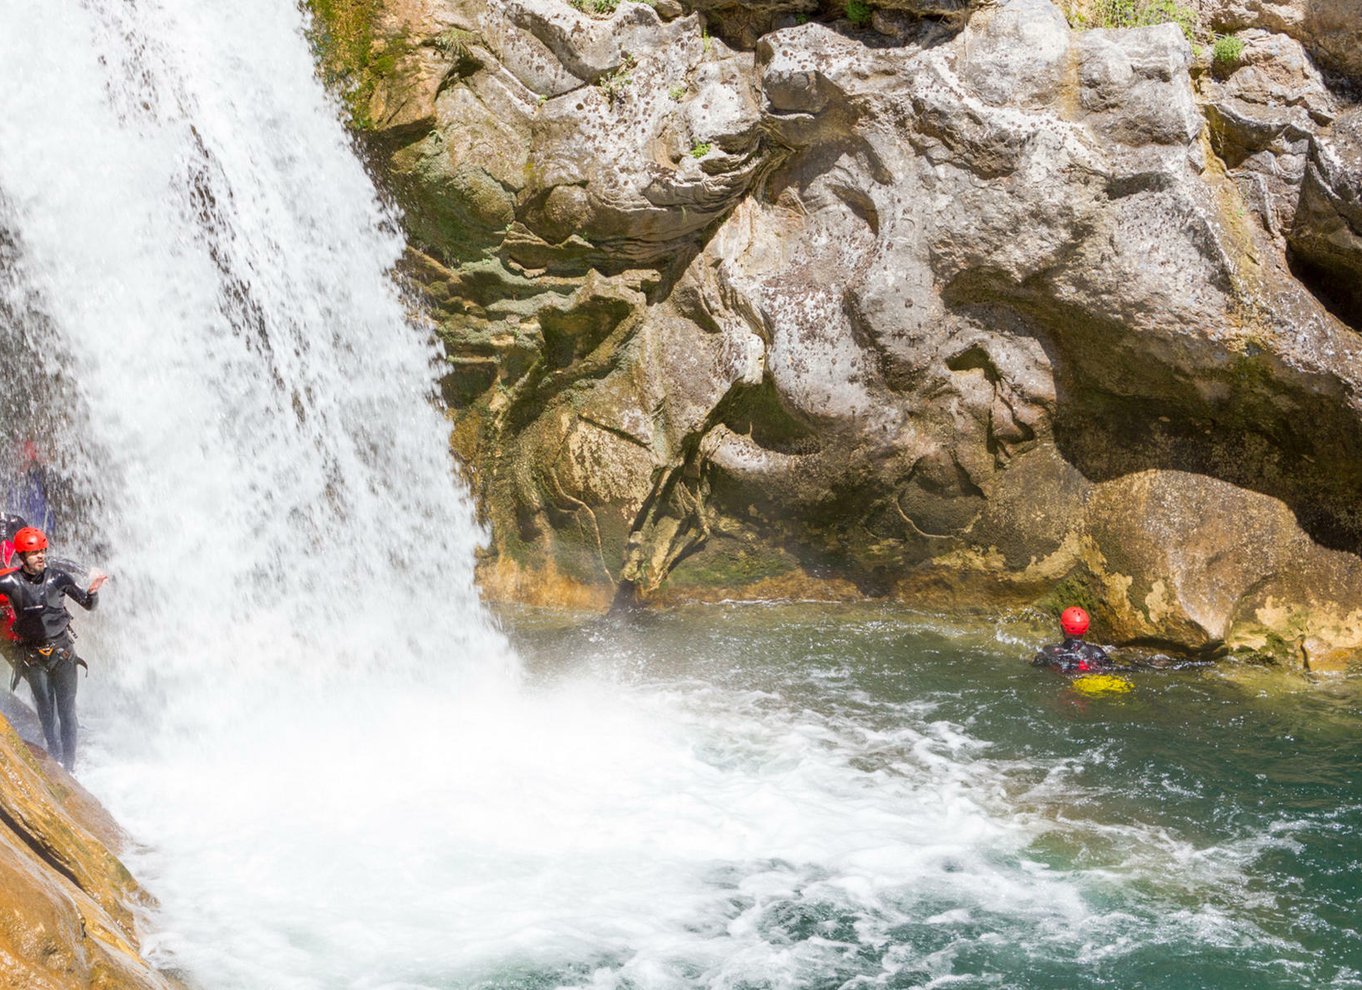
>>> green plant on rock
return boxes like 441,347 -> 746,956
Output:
592,0 -> 619,14
668,84 -> 687,101
432,27 -> 483,78
433,27 -> 476,58
596,53 -> 636,106
845,0 -> 873,26
690,140 -> 712,158
1212,33 -> 1246,69
1065,0 -> 1201,46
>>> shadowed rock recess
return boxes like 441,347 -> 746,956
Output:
308,0 -> 1362,665
0,698 -> 178,988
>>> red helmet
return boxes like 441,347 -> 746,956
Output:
12,527 -> 48,554
1060,606 -> 1090,637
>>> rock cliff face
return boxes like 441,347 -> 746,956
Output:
311,0 -> 1362,664
0,699 -> 176,989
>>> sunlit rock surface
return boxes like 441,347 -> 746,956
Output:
0,697 -> 176,989
1196,0 -> 1362,82
310,0 -> 1362,663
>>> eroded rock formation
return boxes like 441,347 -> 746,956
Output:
0,699 -> 176,988
311,0 -> 1362,665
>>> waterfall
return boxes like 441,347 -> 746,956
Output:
5,3 -> 1329,989
1,2 -> 525,980
0,0 -> 514,700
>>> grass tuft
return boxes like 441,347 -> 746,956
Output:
845,0 -> 873,26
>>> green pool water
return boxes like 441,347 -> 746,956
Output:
502,602 -> 1362,990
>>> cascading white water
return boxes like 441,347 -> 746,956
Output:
0,3 -> 1310,989
0,0 -> 508,691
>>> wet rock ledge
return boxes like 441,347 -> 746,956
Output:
0,700 -> 174,989
307,0 -> 1362,667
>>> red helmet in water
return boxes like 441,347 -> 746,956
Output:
12,527 -> 47,554
1060,606 -> 1090,637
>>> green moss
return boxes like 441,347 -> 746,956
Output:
1037,571 -> 1103,622
539,296 -> 633,369
845,0 -> 872,26
392,135 -> 515,263
689,141 -> 712,159
303,0 -> 412,130
1227,336 -> 1278,402
666,540 -> 797,589
1227,630 -> 1294,665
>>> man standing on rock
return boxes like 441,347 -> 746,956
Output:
1032,606 -> 1112,673
0,527 -> 106,771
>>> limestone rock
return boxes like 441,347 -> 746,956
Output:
961,0 -> 1072,109
1201,30 -> 1334,238
1198,0 -> 1362,82
1290,107 -> 1362,323
1300,637 -> 1357,671
1084,470 -> 1362,651
0,704 -> 175,989
311,0 -> 1362,660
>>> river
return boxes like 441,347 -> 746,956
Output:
0,2 -> 1358,988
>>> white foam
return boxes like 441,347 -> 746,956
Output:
0,2 -> 1320,987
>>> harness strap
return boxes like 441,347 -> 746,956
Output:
20,641 -> 78,674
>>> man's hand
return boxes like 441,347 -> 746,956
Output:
88,572 -> 108,594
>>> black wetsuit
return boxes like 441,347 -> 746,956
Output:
0,565 -> 97,770
1032,636 -> 1110,674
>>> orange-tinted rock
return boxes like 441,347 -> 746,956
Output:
0,712 -> 176,989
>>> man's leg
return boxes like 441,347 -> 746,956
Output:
23,663 -> 60,757
51,655 -> 79,772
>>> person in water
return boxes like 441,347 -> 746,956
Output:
1032,606 -> 1111,673
0,527 -> 106,771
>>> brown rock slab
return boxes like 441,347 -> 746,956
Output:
0,713 -> 175,990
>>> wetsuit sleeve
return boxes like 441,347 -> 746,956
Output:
1085,643 -> 1111,666
58,571 -> 98,611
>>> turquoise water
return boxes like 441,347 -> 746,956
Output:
504,603 -> 1362,990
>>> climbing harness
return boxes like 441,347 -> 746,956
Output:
9,637 -> 87,691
